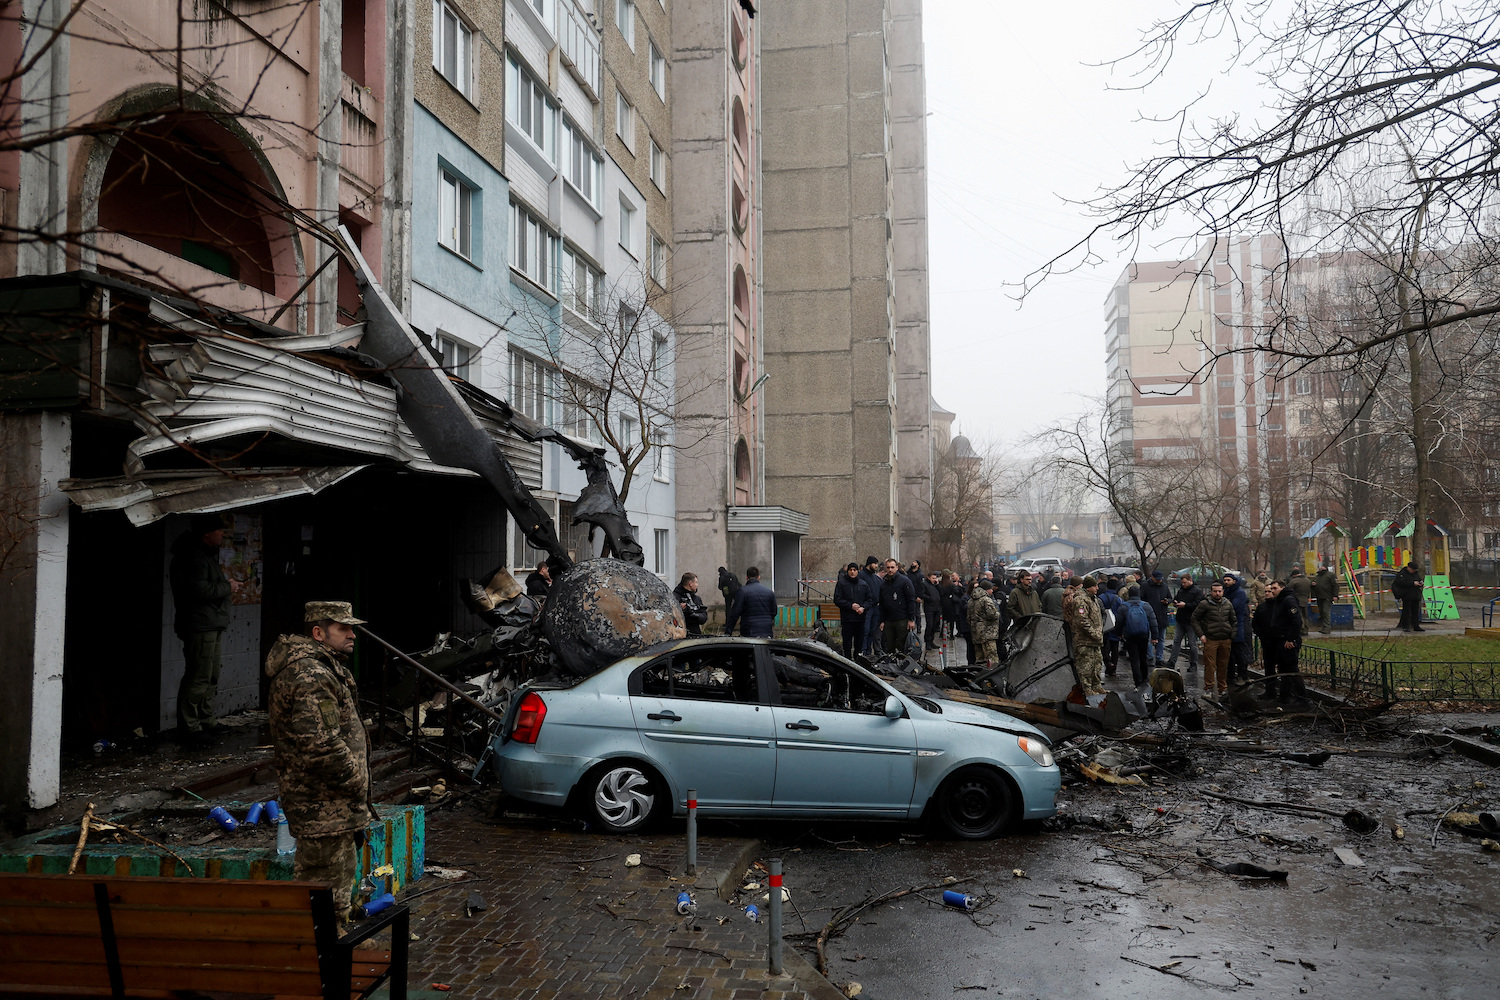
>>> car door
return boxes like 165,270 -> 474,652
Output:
766,645 -> 918,814
628,644 -> 777,811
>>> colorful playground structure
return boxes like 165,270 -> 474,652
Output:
1298,516 -> 1460,627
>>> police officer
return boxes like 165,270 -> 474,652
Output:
266,602 -> 376,924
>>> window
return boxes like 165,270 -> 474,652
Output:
1301,472 -> 1314,489
617,413 -> 639,450
1265,421 -> 1283,431
1485,532 -> 1500,550
649,231 -> 666,284
507,57 -> 554,157
1295,375 -> 1312,395
438,169 -> 473,258
619,197 -> 636,255
1218,376 -> 1234,388
1298,501 -> 1317,520
1299,409 -> 1313,426
562,380 -> 599,441
649,138 -> 666,192
558,3 -> 602,93
563,119 -> 602,205
562,245 -> 602,320
654,528 -> 669,575
652,427 -> 670,482
770,651 -> 889,714
616,0 -> 635,48
432,1 -> 473,98
508,349 -> 546,420
510,201 -> 556,292
1218,408 -> 1234,421
1011,523 -> 1021,535
637,648 -> 758,703
615,92 -> 635,151
649,41 -> 666,99
436,335 -> 472,380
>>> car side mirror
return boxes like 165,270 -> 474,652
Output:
884,695 -> 903,720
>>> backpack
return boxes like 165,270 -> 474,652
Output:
1124,599 -> 1152,638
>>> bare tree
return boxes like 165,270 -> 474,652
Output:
1033,1 -> 1500,568
925,435 -> 1006,571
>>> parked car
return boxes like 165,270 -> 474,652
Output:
492,637 -> 1062,839
1010,557 -> 1064,575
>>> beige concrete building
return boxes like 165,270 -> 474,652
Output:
759,0 -> 933,577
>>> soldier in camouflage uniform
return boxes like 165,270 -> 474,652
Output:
266,601 -> 375,924
1072,577 -> 1106,695
966,580 -> 1000,664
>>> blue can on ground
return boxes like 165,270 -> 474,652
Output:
675,891 -> 695,915
208,806 -> 239,832
942,889 -> 978,911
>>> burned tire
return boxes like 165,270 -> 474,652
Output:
580,761 -> 664,834
933,765 -> 1014,840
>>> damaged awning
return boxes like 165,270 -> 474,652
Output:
60,466 -> 366,526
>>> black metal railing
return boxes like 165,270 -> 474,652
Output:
1297,643 -> 1500,704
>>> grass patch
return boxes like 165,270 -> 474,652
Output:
1303,635 -> 1500,663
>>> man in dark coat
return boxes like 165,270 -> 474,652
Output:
1288,567 -> 1313,636
1266,579 -> 1305,701
1140,571 -> 1173,666
1222,573 -> 1251,684
673,572 -> 709,637
1167,574 -> 1204,673
170,514 -> 240,743
859,556 -> 885,654
1392,563 -> 1425,631
717,566 -> 741,607
920,571 -> 944,649
878,558 -> 918,655
524,559 -> 552,598
725,566 -> 777,637
1312,565 -> 1339,633
833,563 -> 875,659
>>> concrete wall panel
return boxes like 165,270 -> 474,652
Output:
764,289 -> 852,352
763,229 -> 851,292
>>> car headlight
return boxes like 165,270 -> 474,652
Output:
1018,736 -> 1054,767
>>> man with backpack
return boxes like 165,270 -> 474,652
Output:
1140,570 -> 1173,667
1120,584 -> 1155,690
1097,579 -> 1125,677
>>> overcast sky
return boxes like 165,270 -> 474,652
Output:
922,2 -> 1254,452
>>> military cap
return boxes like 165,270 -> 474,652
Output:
304,601 -> 366,625
1080,575 -> 1098,588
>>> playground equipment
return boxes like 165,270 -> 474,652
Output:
1356,520 -> 1399,613
1300,518 -> 1361,625
1396,518 -> 1459,620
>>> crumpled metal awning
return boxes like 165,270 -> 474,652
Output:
60,467 -> 366,526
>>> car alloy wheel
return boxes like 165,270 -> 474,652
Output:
936,765 -> 1013,839
590,764 -> 657,832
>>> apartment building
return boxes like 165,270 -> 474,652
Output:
759,0 -> 935,575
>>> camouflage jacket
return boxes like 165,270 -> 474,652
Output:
266,634 -> 373,838
966,589 -> 1000,644
1073,592 -> 1104,647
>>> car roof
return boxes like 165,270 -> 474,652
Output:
612,635 -> 895,689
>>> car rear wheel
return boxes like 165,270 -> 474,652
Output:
934,765 -> 1014,839
582,761 -> 663,833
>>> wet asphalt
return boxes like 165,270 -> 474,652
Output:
704,713 -> 1500,999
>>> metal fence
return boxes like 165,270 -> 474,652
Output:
1297,643 -> 1500,704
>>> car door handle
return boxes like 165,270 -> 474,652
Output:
647,711 -> 681,722
785,721 -> 819,731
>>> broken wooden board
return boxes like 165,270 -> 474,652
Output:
1333,847 -> 1365,867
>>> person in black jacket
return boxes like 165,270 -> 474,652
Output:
673,572 -> 709,637
1392,563 -> 1425,632
1265,579 -> 1306,701
725,566 -> 777,637
920,571 -> 944,650
717,566 -> 741,607
1140,571 -> 1173,666
1166,574 -> 1204,673
878,558 -> 918,655
170,514 -> 240,743
833,563 -> 874,658
524,559 -> 552,598
859,556 -> 884,654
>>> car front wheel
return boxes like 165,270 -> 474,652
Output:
583,761 -> 662,833
934,765 -> 1014,839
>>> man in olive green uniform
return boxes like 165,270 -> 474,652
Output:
267,602 -> 375,924
170,514 -> 240,742
967,580 -> 1001,664
1072,577 -> 1106,695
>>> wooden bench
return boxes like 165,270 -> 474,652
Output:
0,872 -> 408,1000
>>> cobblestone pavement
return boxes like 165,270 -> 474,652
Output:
401,796 -> 819,1000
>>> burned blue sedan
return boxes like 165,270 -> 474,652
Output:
491,638 -> 1061,839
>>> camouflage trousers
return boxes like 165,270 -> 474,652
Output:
294,831 -> 360,923
1075,643 -> 1105,694
973,638 -> 997,664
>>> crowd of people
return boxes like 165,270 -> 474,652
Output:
508,550 -> 1424,711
